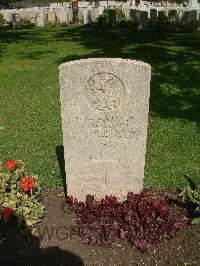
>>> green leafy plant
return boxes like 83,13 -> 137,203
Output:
179,180 -> 200,224
20,18 -> 34,28
0,159 -> 45,230
0,13 -> 6,25
97,8 -> 109,25
115,6 -> 125,22
97,7 -> 125,26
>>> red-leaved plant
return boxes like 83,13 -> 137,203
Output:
67,190 -> 184,252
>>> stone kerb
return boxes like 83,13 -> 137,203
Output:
91,8 -> 99,22
59,58 -> 151,201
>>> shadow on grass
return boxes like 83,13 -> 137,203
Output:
54,25 -> 200,125
0,26 -> 55,60
0,24 -> 200,124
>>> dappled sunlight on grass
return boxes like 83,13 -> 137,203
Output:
0,25 -> 199,188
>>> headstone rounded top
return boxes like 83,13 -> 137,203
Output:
59,58 -> 151,71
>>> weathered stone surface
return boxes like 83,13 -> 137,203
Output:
123,7 -> 131,20
187,0 -> 199,9
48,9 -> 56,22
98,6 -> 105,16
67,9 -> 74,24
35,12 -> 44,27
58,9 -> 68,23
59,58 -> 151,201
3,10 -> 12,23
83,8 -> 92,24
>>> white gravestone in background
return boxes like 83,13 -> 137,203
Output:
59,9 -> 68,23
35,12 -> 44,27
188,0 -> 199,9
84,8 -> 92,24
59,58 -> 151,201
12,13 -> 21,28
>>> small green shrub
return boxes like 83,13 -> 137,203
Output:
179,178 -> 200,224
179,21 -> 200,33
21,18 -> 34,28
97,9 -> 109,25
116,6 -> 125,22
0,13 -> 6,25
97,7 -> 125,25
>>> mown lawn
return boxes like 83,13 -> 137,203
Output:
0,25 -> 200,188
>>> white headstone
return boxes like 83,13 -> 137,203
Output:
187,0 -> 199,9
123,7 -> 131,21
48,9 -> 56,22
59,58 -> 151,201
35,12 -> 44,27
98,6 -> 105,16
67,9 -> 74,24
91,8 -> 99,22
59,9 -> 68,23
12,13 -> 21,28
83,8 -> 92,24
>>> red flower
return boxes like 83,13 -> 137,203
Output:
1,207 -> 13,219
21,177 -> 35,192
5,160 -> 16,170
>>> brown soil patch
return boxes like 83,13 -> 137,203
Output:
0,188 -> 200,266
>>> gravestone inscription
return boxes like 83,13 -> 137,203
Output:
59,58 -> 151,201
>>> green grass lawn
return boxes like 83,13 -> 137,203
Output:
0,25 -> 200,189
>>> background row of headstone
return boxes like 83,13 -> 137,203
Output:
0,7 -> 105,27
5,1 -> 199,9
1,6 -> 200,29
124,7 -> 200,24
